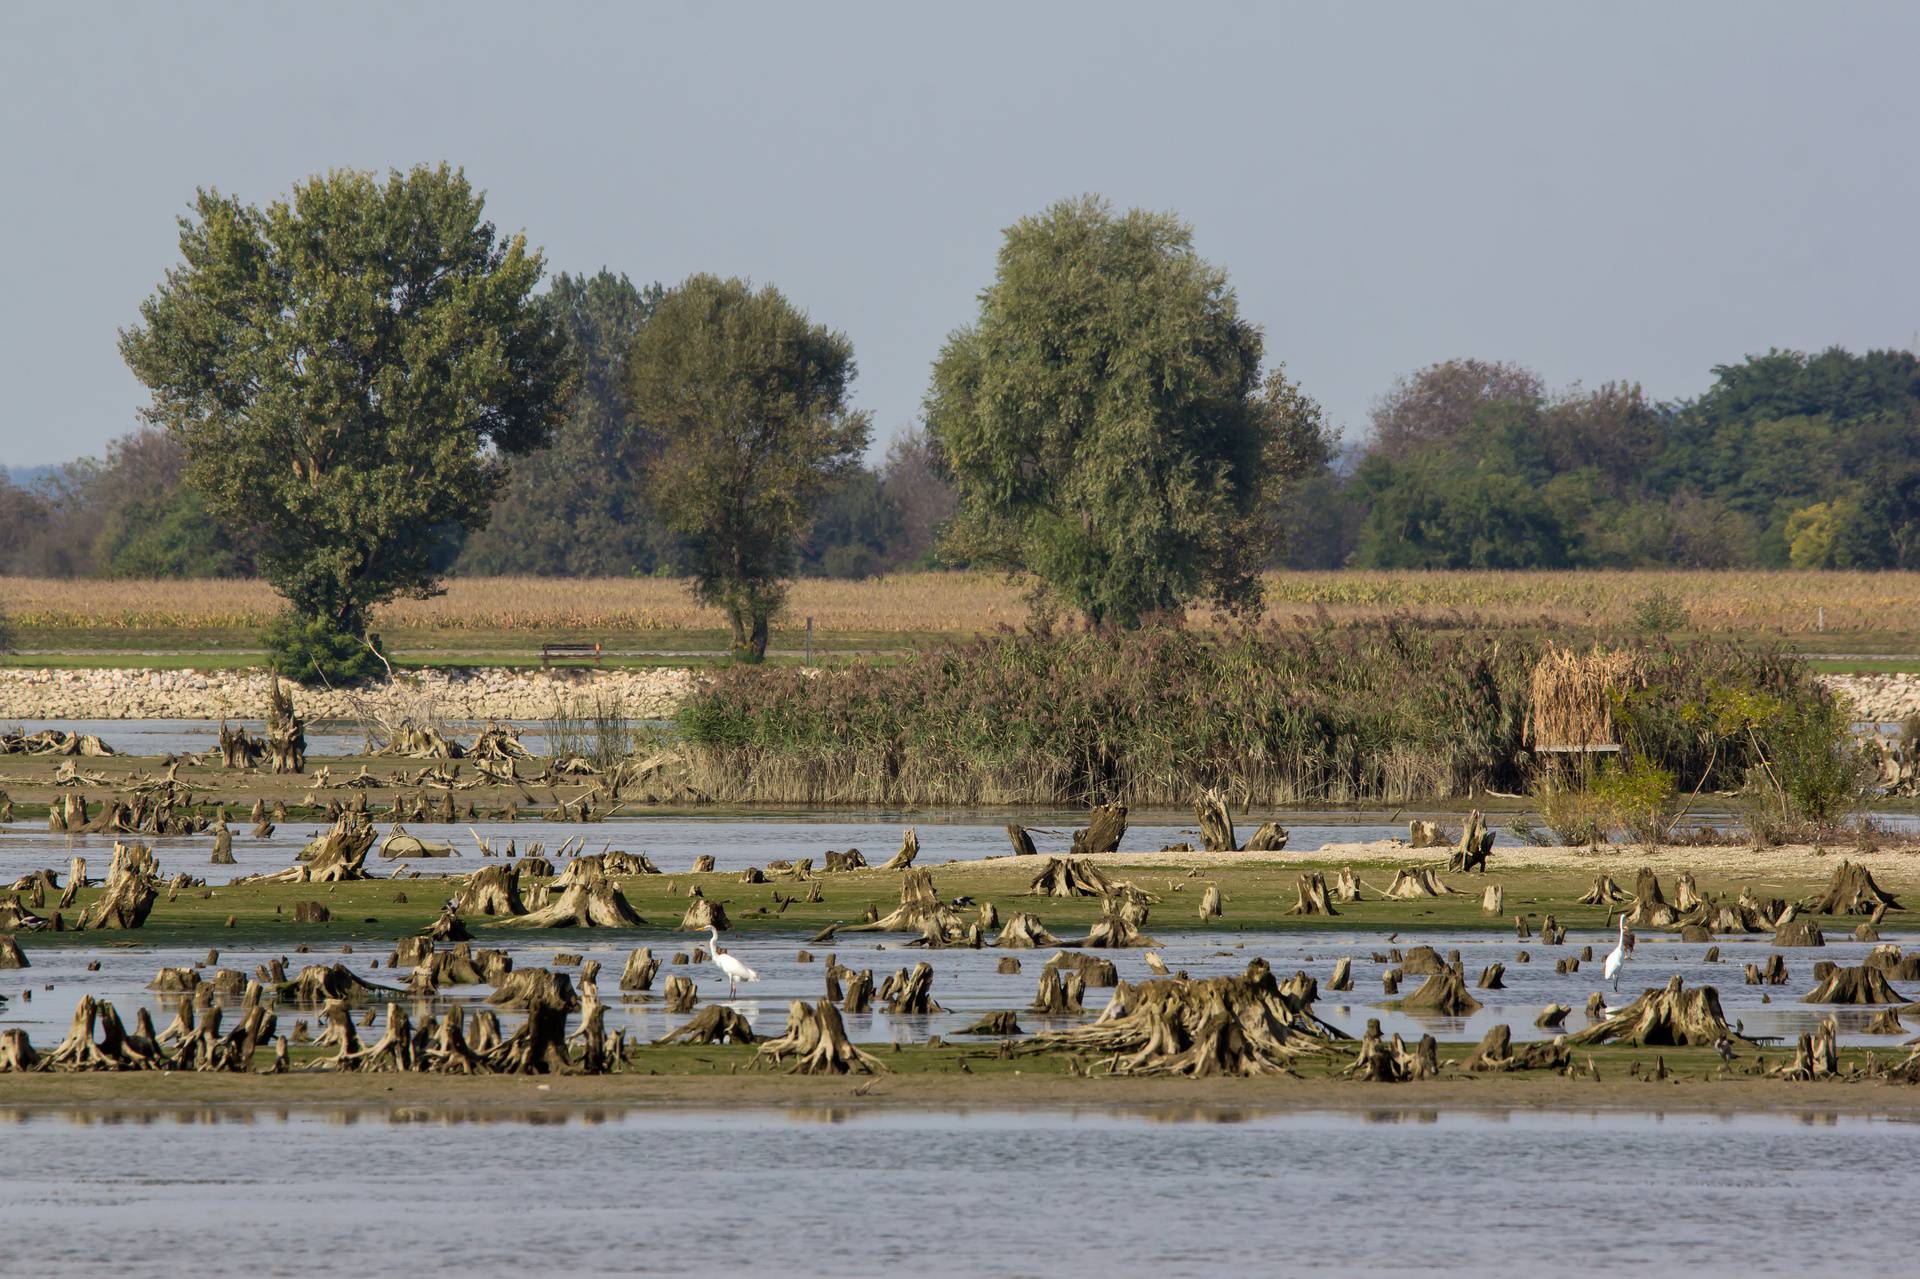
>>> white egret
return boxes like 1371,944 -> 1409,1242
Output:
1602,914 -> 1628,991
706,925 -> 759,998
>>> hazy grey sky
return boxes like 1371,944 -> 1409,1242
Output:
3,1 -> 1916,466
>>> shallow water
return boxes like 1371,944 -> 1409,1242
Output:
2,922 -> 1907,1052
0,1105 -> 1903,1277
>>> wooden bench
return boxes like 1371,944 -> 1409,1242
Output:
540,641 -> 603,668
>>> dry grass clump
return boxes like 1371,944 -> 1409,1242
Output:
1528,647 -> 1642,750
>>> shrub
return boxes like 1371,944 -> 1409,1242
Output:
1765,693 -> 1869,825
263,613 -> 388,687
1592,759 -> 1678,846
1538,785 -> 1608,847
1630,588 -> 1690,633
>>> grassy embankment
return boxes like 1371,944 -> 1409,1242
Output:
11,846 -> 1915,951
6,571 -> 1920,669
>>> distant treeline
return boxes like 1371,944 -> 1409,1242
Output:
3,272 -> 1915,578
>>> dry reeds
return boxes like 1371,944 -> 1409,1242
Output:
1528,646 -> 1641,751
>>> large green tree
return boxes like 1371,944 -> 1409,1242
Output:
925,196 -> 1324,626
120,165 -> 568,673
458,270 -> 684,576
626,275 -> 869,660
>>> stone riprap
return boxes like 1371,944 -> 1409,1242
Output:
1826,674 -> 1920,724
0,666 -> 697,722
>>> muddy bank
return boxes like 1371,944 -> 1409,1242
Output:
0,666 -> 696,721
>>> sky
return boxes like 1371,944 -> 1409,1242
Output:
2,0 -> 1917,467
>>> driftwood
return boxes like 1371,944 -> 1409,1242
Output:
1070,804 -> 1127,855
754,1000 -> 885,1075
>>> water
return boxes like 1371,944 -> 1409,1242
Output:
1,924 -> 1906,1051
0,1105 -> 1904,1277
0,813 -> 1413,879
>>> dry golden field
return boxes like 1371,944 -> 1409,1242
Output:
0,569 -> 1914,637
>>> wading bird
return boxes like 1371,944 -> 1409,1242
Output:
706,925 -> 759,998
1603,914 -> 1629,991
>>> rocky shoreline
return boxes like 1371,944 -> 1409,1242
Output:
0,666 -> 697,722
1822,673 -> 1920,724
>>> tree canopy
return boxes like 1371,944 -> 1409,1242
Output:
626,274 -> 869,659
927,196 -> 1328,626
119,164 -> 569,668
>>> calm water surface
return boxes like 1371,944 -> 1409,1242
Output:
0,1105 -> 1903,1277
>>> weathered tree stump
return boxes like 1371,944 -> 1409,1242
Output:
1448,810 -> 1493,873
620,947 -> 661,992
455,865 -> 526,917
0,936 -> 26,969
1392,964 -> 1482,1015
1805,860 -> 1900,915
1773,919 -> 1825,948
1024,857 -> 1112,898
1005,824 -> 1037,857
997,956 -> 1023,974
1285,873 -> 1337,917
1242,821 -> 1288,852
1578,874 -> 1629,905
841,969 -> 874,1013
1333,867 -> 1362,902
754,1000 -> 885,1075
1384,868 -> 1453,899
993,911 -> 1062,949
845,868 -> 965,945
1407,820 -> 1443,848
1199,884 -> 1223,920
881,961 -> 943,1014
1770,1018 -> 1839,1080
1801,964 -> 1911,1005
882,828 -> 919,870
1195,789 -> 1236,852
1569,976 -> 1737,1046
1071,804 -> 1128,855
1477,962 -> 1506,990
485,968 -> 578,1011
662,974 -> 698,1013
493,876 -> 643,928
962,1010 -> 1022,1036
1081,884 -> 1159,948
1328,957 -> 1353,992
658,1006 -> 756,1045
80,842 -> 159,930
1536,1003 -> 1571,1028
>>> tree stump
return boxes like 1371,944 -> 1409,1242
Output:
493,876 -> 643,928
1199,884 -> 1223,920
0,936 -> 26,969
1773,919 -> 1825,948
1408,820 -> 1443,848
1242,821 -> 1288,852
1023,857 -> 1112,898
1568,975 -> 1738,1046
1801,964 -> 1910,1004
80,842 -> 159,930
1805,860 -> 1900,915
1081,884 -> 1159,947
962,1010 -> 1022,1036
1005,824 -> 1037,857
1333,868 -> 1362,902
882,961 -> 943,1014
1535,1003 -> 1570,1028
1285,873 -> 1337,917
455,865 -> 526,917
993,911 -> 1062,948
1195,789 -> 1236,852
1029,967 -> 1083,1015
662,974 -> 697,1013
1477,962 -> 1506,990
1674,871 -> 1704,912
1481,885 -> 1503,915
845,868 -> 965,945
1328,957 -> 1353,992
657,1006 -> 755,1045
1625,868 -> 1678,928
485,968 -> 578,1011
1384,868 -> 1453,899
1392,964 -> 1482,1015
877,827 -> 920,871
1577,874 -> 1629,905
620,948 -> 661,992
1771,1018 -> 1839,1080
997,956 -> 1023,974
210,826 -> 235,865
1448,810 -> 1493,873
841,970 -> 874,1013
1071,804 -> 1127,855
754,1000 -> 885,1075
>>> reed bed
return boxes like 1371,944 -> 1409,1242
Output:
2,570 -> 1915,636
677,624 -> 1818,807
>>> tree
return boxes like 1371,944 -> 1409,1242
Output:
926,195 -> 1320,627
880,426 -> 957,569
458,271 -> 683,576
120,165 -> 568,678
626,275 -> 869,660
1368,359 -> 1544,460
